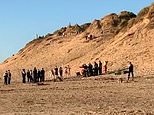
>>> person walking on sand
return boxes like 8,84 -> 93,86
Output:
128,62 -> 134,81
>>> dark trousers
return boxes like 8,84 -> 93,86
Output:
40,75 -> 45,82
128,71 -> 134,80
4,77 -> 8,85
22,76 -> 26,83
98,67 -> 102,75
8,77 -> 11,84
34,76 -> 37,83
27,76 -> 31,82
94,68 -> 98,76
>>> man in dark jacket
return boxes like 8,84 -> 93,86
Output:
27,70 -> 31,83
8,70 -> 12,84
88,63 -> 93,76
59,67 -> 63,78
33,67 -> 37,83
94,62 -> 98,76
3,71 -> 8,85
40,68 -> 45,82
98,61 -> 102,75
21,69 -> 26,83
128,62 -> 134,81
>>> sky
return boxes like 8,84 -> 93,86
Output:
0,0 -> 153,62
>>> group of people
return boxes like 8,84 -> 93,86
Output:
21,67 -> 45,83
50,65 -> 71,81
3,70 -> 12,85
78,61 -> 107,77
2,61 -> 134,85
2,65 -> 71,85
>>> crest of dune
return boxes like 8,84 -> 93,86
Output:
1,3 -> 154,80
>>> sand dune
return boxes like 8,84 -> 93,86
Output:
0,3 -> 154,115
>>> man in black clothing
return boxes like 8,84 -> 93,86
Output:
59,67 -> 63,78
54,66 -> 58,77
21,69 -> 26,83
37,69 -> 41,82
128,62 -> 134,81
27,70 -> 31,83
33,67 -> 38,83
3,71 -> 8,85
94,62 -> 98,76
98,61 -> 102,75
8,70 -> 11,84
40,68 -> 45,82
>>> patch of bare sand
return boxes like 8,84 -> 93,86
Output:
0,76 -> 154,115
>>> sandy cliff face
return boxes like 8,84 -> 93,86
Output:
0,3 -> 154,80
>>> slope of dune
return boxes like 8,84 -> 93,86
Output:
1,3 -> 154,79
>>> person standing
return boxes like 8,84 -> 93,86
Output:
128,62 -> 134,81
27,70 -> 31,83
41,68 -> 45,82
54,66 -> 58,78
8,70 -> 11,85
21,69 -> 26,83
59,67 -> 63,78
67,65 -> 71,77
64,66 -> 68,78
37,69 -> 41,82
30,70 -> 33,82
88,63 -> 93,76
33,67 -> 37,83
98,61 -> 102,75
55,66 -> 62,81
94,62 -> 98,76
3,71 -> 8,85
